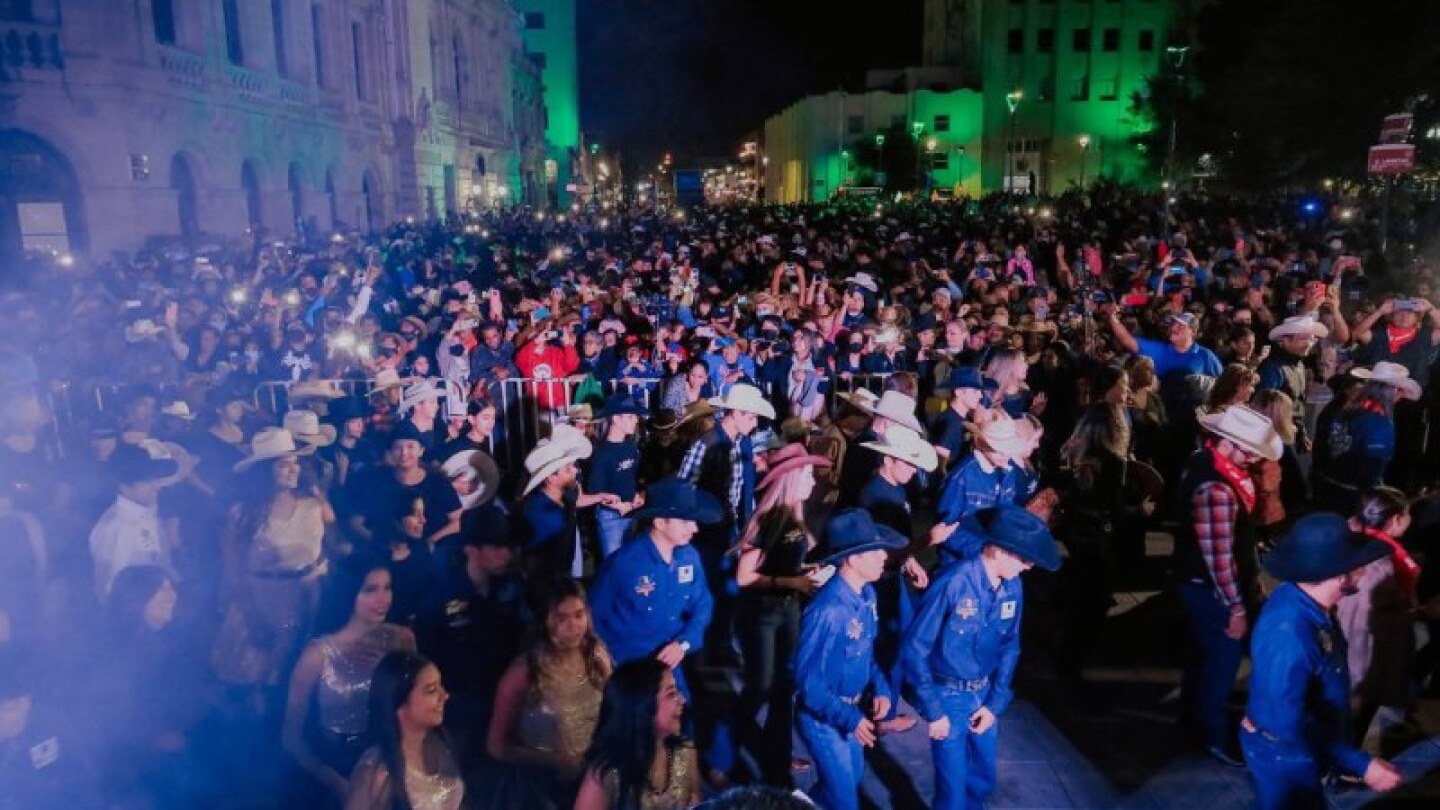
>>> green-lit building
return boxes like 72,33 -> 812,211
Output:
764,0 -> 1181,201
514,0 -> 581,206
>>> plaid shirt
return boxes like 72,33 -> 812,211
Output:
1191,481 -> 1242,609
679,429 -> 747,523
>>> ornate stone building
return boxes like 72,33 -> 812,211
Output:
0,0 -> 559,263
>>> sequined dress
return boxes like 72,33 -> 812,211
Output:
347,744 -> 463,810
485,656 -> 606,810
599,742 -> 697,810
314,624 -> 409,773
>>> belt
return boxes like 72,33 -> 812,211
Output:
251,558 -> 324,580
935,674 -> 990,692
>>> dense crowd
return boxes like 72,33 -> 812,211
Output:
1,184 -> 1439,809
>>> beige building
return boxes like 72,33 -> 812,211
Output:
0,0 -> 554,263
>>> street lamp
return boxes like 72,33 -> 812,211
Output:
1164,46 -> 1190,221
1005,89 -> 1023,194
1077,134 -> 1092,188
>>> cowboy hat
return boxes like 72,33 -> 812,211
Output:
968,415 -> 1032,461
629,477 -> 724,524
441,449 -> 502,509
1268,315 -> 1329,342
521,432 -> 592,497
159,400 -> 196,420
234,427 -> 316,471
566,403 -> 596,424
1262,512 -> 1388,583
862,426 -> 939,473
289,380 -> 345,401
870,390 -> 925,435
283,409 -> 337,447
370,367 -> 409,393
1350,361 -> 1422,400
838,387 -> 879,413
110,443 -> 180,485
398,379 -> 444,414
961,504 -> 1062,572
944,367 -> 999,393
708,384 -> 776,420
1195,404 -> 1283,461
807,508 -> 909,566
124,319 -> 165,343
844,272 -> 879,294
600,393 -> 649,419
758,443 -> 833,490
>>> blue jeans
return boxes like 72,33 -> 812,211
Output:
596,508 -> 631,558
1240,726 -> 1325,810
1178,581 -> 1244,750
797,711 -> 864,810
930,687 -> 999,810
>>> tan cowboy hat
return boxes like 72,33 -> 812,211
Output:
862,425 -> 939,473
968,415 -> 1032,461
870,390 -> 925,435
1195,404 -> 1283,461
370,367 -> 410,393
521,432 -> 592,497
1350,361 -> 1422,400
234,427 -> 316,471
679,398 -> 718,425
398,379 -> 444,414
708,383 -> 776,420
838,388 -> 879,413
159,400 -> 196,421
441,449 -> 502,508
1268,315 -> 1329,342
124,319 -> 165,343
289,380 -> 345,401
283,409 -> 337,447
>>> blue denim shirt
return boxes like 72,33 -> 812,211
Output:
902,556 -> 1023,723
795,575 -> 892,732
1245,582 -> 1371,777
590,533 -> 713,665
936,454 -> 1015,559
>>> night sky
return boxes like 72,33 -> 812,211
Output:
577,0 -> 923,169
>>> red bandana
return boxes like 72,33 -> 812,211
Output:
1361,527 -> 1420,599
1206,439 -> 1256,513
1386,325 -> 1419,355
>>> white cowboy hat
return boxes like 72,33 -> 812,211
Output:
398,379 -> 443,414
549,423 -> 595,458
124,319 -> 165,343
283,409 -> 337,447
869,390 -> 925,435
968,414 -> 1033,462
845,272 -> 879,294
371,367 -> 410,393
441,449 -> 502,508
708,383 -> 776,420
289,380 -> 345,401
159,401 -> 196,421
862,425 -> 938,473
1268,315 -> 1329,342
234,427 -> 315,471
135,439 -> 198,487
838,387 -> 879,413
521,432 -> 593,497
1195,404 -> 1283,461
1351,361 -> 1422,400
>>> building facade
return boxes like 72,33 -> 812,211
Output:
513,0 -> 579,206
0,0 -> 564,263
764,0 -> 1179,201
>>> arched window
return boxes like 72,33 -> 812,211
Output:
241,160 -> 262,227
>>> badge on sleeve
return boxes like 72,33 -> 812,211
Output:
847,618 -> 863,640
1317,627 -> 1334,655
957,598 -> 978,620
29,737 -> 59,769
677,565 -> 694,584
635,576 -> 656,597
1000,600 -> 1017,620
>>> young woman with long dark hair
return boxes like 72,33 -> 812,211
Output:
574,659 -> 698,810
346,650 -> 464,810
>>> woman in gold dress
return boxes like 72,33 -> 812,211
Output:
485,578 -> 610,809
574,659 -> 700,810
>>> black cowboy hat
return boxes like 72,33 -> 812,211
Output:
1262,512 -> 1388,583
630,477 -> 724,524
960,504 -> 1062,571
807,508 -> 909,566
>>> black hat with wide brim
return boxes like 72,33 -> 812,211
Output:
630,477 -> 724,524
807,508 -> 910,566
1262,512 -> 1389,583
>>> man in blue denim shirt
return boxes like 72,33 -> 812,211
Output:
1241,513 -> 1402,808
794,509 -> 908,810
935,416 -> 1029,565
903,504 -> 1060,810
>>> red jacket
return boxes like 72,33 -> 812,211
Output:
516,340 -> 579,410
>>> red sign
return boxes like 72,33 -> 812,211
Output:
1368,143 -> 1416,175
1379,113 -> 1414,144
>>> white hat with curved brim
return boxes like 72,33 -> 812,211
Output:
845,272 -> 879,294
159,401 -> 196,420
838,387 -> 879,413
968,414 -> 1032,462
283,409 -> 337,447
521,432 -> 593,497
398,379 -> 444,414
1268,315 -> 1329,342
870,390 -> 924,435
1351,361 -> 1422,400
289,380 -> 345,401
708,383 -> 776,420
1195,404 -> 1283,461
234,427 -> 316,471
862,425 -> 939,473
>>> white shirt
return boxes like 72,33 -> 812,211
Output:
88,494 -> 172,598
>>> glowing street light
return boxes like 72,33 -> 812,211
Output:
1078,134 -> 1092,188
1005,89 -> 1023,194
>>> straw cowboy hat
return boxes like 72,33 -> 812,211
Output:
862,426 -> 939,473
234,427 -> 315,472
124,319 -> 165,343
289,380 -> 345,401
1262,512 -> 1387,583
870,390 -> 925,435
837,387 -> 880,413
521,430 -> 593,497
844,272 -> 880,294
758,443 -> 833,490
1268,315 -> 1329,342
398,379 -> 444,414
1195,404 -> 1283,461
283,409 -> 337,447
708,383 -> 776,420
159,400 -> 196,420
968,414 -> 1032,461
1351,361 -> 1422,400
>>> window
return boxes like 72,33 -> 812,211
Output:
529,51 -> 547,70
847,114 -> 864,134
1037,28 -> 1054,53
223,0 -> 244,65
1071,74 -> 1090,100
311,5 -> 326,87
271,0 -> 288,77
524,12 -> 545,30
1102,28 -> 1120,52
934,114 -> 951,133
1038,73 -> 1054,101
351,22 -> 366,100
1072,28 -> 1091,52
1007,29 -> 1024,54
1139,30 -> 1156,52
931,153 -> 950,170
453,33 -> 466,108
152,0 -> 176,45
1099,77 -> 1118,100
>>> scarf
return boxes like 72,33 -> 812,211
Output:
1206,439 -> 1256,513
1386,325 -> 1419,355
1360,527 -> 1420,599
